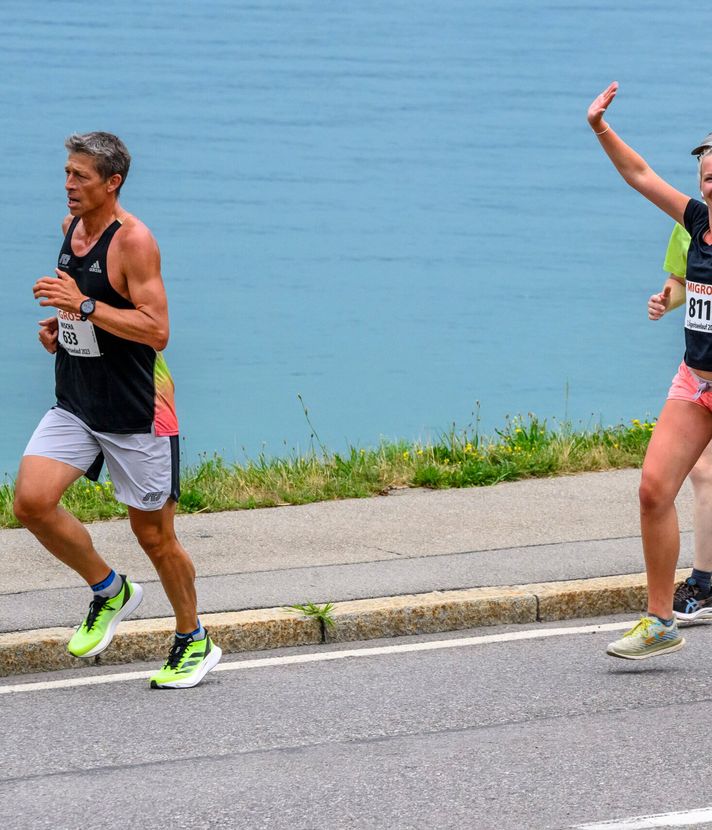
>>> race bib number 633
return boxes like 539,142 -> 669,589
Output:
57,309 -> 101,357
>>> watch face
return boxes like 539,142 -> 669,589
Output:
80,299 -> 95,316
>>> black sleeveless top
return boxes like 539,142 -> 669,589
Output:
55,217 -> 157,433
683,199 -> 712,370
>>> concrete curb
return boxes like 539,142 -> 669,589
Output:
0,569 -> 690,678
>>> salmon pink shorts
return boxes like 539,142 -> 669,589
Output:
668,361 -> 712,410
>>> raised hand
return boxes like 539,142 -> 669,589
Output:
648,285 -> 671,320
587,81 -> 618,130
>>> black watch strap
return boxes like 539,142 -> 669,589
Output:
79,298 -> 96,322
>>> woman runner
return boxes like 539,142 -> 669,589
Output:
588,82 -> 712,659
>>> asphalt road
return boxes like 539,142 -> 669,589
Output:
3,614 -> 712,830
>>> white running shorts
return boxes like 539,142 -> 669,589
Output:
23,407 -> 180,511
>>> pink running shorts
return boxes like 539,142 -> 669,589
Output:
668,361 -> 712,410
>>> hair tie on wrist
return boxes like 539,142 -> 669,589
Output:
595,126 -> 610,136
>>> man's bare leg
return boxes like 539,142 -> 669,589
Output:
128,500 -> 198,633
13,455 -> 112,586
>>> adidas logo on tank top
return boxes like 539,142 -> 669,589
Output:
89,260 -> 102,274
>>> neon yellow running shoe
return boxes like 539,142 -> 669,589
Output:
150,632 -> 222,689
67,576 -> 143,658
606,615 -> 685,660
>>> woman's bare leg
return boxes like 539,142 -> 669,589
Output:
639,399 -> 712,618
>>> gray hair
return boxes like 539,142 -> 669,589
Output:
64,132 -> 131,192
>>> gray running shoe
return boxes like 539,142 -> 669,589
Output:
606,616 -> 685,660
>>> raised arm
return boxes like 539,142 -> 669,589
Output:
587,82 -> 689,226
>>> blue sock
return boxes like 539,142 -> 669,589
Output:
650,613 -> 674,626
91,569 -> 122,598
691,569 -> 712,595
176,619 -> 205,641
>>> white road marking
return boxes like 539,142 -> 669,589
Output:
574,806 -> 712,828
0,619 -> 633,696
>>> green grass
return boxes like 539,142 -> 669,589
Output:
283,602 -> 336,628
283,601 -> 336,643
0,415 -> 656,529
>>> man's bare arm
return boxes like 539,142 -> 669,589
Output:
94,226 -> 170,350
34,216 -> 73,355
33,225 -> 170,351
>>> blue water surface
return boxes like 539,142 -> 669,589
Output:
1,0 -> 707,476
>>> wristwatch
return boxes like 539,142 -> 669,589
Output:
79,298 -> 96,321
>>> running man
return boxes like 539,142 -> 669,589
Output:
13,132 -> 221,688
588,83 -> 712,660
649,132 -> 712,623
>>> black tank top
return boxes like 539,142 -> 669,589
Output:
54,217 -> 157,433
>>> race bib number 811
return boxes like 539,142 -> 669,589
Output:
57,310 -> 101,357
686,281 -> 712,333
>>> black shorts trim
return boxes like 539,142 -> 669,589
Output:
85,451 -> 105,482
170,435 -> 181,502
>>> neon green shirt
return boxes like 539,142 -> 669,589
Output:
663,223 -> 691,279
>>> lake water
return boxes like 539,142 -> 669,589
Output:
1,0 -> 707,476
